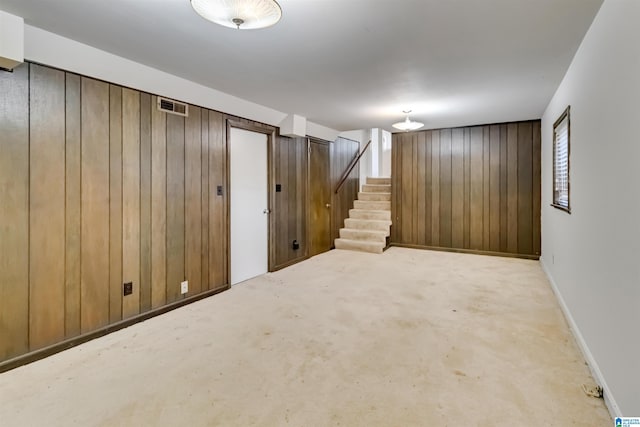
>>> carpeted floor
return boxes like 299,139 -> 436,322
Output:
0,247 -> 610,426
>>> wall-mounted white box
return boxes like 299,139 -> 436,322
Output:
0,11 -> 24,70
280,114 -> 307,138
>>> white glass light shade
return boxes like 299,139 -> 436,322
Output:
191,0 -> 282,29
392,116 -> 424,132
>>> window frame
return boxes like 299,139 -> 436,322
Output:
551,106 -> 571,213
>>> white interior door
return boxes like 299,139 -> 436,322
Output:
230,127 -> 268,285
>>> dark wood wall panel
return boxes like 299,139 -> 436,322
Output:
185,107 -> 203,295
0,63 -> 234,366
122,88 -> 141,319
469,127 -> 483,249
166,114 -> 186,303
451,128 -> 464,249
330,137 -> 360,244
109,85 -> 123,324
140,93 -> 152,313
80,77 -> 111,333
0,63 -> 30,360
431,131 -> 440,246
28,64 -> 66,349
65,74 -> 82,338
391,120 -> 541,258
208,111 -> 227,290
0,61 -> 345,366
150,97 -> 167,308
273,136 -> 308,269
200,111 -> 210,292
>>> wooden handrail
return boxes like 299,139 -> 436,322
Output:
334,139 -> 372,194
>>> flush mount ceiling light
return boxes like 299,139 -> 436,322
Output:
190,0 -> 282,30
392,110 -> 424,132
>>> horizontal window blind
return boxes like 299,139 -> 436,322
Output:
554,114 -> 569,209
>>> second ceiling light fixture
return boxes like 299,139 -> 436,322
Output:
392,110 -> 424,132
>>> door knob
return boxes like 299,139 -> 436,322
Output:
263,209 -> 271,214
325,203 -> 331,208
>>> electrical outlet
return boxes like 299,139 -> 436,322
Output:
181,280 -> 188,295
123,282 -> 133,296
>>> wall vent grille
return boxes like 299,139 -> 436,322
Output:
157,97 -> 188,117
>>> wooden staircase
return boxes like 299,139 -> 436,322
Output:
334,177 -> 391,254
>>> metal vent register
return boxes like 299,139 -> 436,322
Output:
157,97 -> 188,117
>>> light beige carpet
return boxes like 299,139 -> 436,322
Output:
0,247 -> 610,426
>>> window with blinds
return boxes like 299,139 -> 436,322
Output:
552,106 -> 570,212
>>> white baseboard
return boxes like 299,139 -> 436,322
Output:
539,257 -> 620,419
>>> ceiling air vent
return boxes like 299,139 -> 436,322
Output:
157,97 -> 188,117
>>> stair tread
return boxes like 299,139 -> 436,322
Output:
335,238 -> 384,245
341,227 -> 387,234
334,238 -> 385,254
345,218 -> 392,224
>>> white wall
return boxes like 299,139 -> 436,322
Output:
22,25 -> 339,142
339,129 -> 371,189
381,130 -> 392,177
541,0 -> 639,416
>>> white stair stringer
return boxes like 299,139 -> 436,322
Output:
335,177 -> 392,254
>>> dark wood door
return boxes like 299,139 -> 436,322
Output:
308,140 -> 331,256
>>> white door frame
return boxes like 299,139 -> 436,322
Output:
226,120 -> 274,285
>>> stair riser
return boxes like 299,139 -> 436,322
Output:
362,184 -> 391,193
339,229 -> 387,243
335,239 -> 384,254
348,209 -> 391,221
354,201 -> 391,210
344,218 -> 391,232
358,192 -> 391,201
366,177 -> 391,186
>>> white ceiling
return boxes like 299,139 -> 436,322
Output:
0,0 -> 603,132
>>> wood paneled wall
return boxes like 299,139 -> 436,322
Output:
273,136 -> 308,269
0,62 -> 363,366
330,137 -> 360,244
391,121 -> 541,257
0,63 -> 229,362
